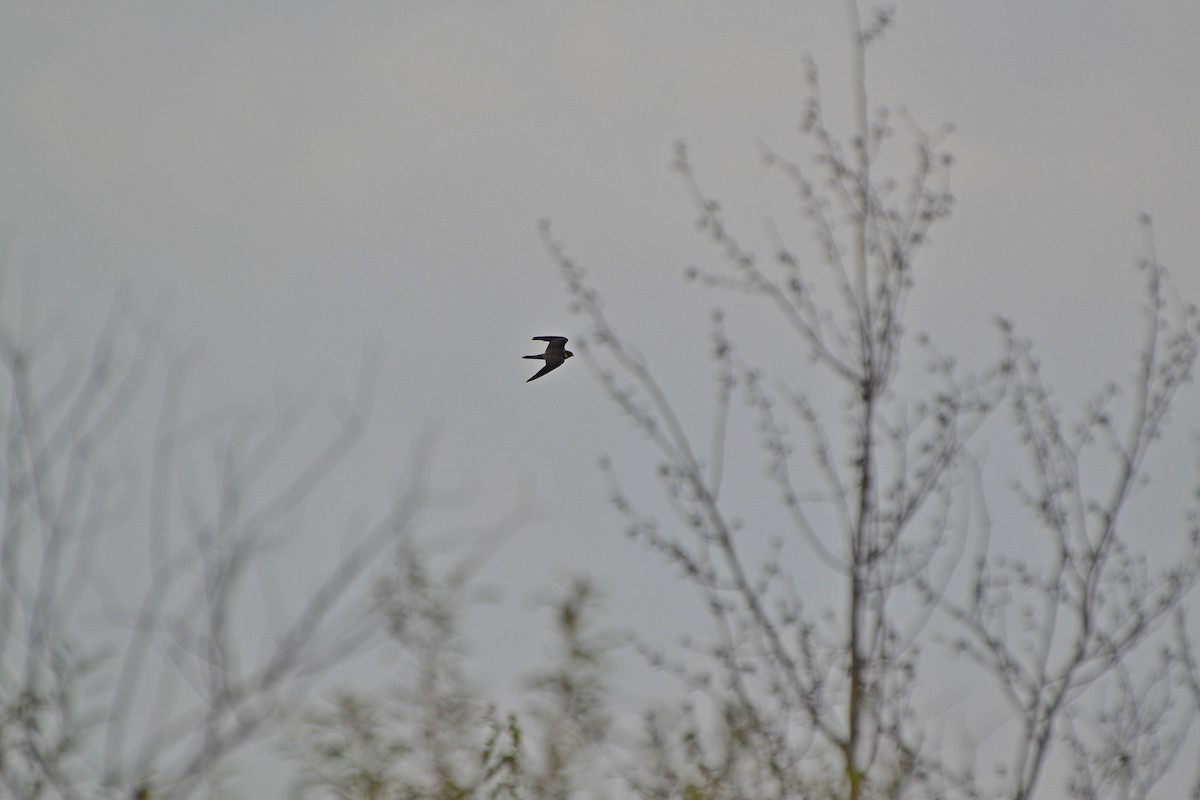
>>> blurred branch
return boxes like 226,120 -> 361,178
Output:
0,284 -> 444,799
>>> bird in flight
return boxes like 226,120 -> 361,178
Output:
523,336 -> 573,382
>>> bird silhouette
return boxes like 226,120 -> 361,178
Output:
523,336 -> 573,382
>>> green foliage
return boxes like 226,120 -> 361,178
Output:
480,714 -> 523,800
524,578 -> 613,800
290,562 -> 615,800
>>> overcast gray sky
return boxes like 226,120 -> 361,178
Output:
2,1 -> 1199,795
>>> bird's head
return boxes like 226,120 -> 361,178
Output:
564,350 -> 574,359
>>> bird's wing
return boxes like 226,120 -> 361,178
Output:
534,336 -> 567,356
526,361 -> 562,382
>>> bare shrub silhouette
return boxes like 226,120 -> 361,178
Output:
539,5 -> 1200,798
0,285 -> 435,799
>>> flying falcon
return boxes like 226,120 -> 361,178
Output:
523,336 -> 573,382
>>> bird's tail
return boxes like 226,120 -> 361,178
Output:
522,355 -> 544,360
